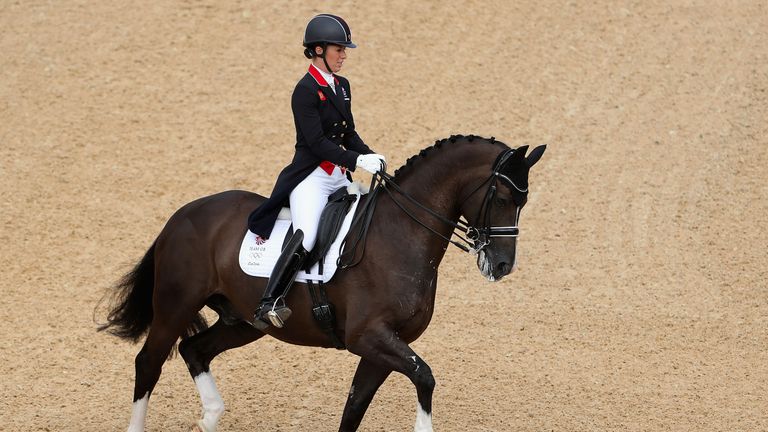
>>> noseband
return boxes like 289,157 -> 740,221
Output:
378,148 -> 523,255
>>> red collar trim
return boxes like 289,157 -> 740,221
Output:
308,64 -> 340,87
308,64 -> 329,87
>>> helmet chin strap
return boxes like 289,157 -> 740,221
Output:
318,42 -> 334,78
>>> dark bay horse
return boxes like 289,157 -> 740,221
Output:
99,135 -> 546,432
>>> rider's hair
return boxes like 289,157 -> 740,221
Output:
304,44 -> 324,59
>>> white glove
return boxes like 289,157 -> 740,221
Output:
356,153 -> 386,174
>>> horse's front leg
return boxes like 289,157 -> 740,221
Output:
343,329 -> 436,432
338,358 -> 392,431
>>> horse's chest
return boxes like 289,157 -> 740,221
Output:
391,277 -> 437,341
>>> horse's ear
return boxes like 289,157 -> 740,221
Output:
526,144 -> 547,167
514,145 -> 529,160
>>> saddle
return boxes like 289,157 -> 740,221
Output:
304,187 -> 358,270
238,185 -> 363,347
239,185 -> 363,283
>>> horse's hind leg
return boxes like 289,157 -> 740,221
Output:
179,320 -> 265,432
343,330 -> 436,432
128,311 -> 196,432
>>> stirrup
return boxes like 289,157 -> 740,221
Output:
253,230 -> 305,329
264,298 -> 292,328
266,307 -> 292,328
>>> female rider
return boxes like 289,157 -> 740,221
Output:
247,14 -> 386,328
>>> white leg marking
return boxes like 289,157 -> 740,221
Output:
414,403 -> 433,432
127,392 -> 149,432
194,371 -> 225,432
408,355 -> 421,372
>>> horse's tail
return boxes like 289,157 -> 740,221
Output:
96,242 -> 157,341
96,241 -> 208,343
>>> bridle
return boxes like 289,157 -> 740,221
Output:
379,148 -> 524,255
337,148 -> 526,268
462,149 -> 526,251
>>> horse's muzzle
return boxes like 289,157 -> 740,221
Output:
477,250 -> 516,281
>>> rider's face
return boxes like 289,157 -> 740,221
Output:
315,44 -> 347,73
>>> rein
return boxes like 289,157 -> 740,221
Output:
337,173 -> 385,268
337,148 -> 523,268
378,171 -> 479,253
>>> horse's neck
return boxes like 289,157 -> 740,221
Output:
393,143 -> 488,222
376,143 -> 484,266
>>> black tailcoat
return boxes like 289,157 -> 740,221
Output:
247,66 -> 373,238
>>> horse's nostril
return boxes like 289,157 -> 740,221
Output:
497,262 -> 511,274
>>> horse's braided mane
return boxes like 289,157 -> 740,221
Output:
392,134 -> 508,181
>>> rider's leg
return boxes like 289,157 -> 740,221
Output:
289,167 -> 336,251
288,165 -> 351,251
253,166 -> 348,328
253,230 -> 308,327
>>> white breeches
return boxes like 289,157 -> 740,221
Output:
289,165 -> 350,251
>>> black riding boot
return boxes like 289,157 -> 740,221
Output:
253,230 -> 308,328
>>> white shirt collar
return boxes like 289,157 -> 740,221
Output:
311,64 -> 336,93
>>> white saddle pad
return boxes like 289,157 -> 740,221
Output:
239,188 -> 362,283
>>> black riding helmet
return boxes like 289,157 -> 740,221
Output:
303,14 -> 356,72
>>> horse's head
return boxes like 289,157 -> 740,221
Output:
460,144 -> 546,281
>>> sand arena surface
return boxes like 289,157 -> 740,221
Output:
1,1 -> 766,431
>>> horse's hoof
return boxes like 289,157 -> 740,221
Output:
191,420 -> 212,432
